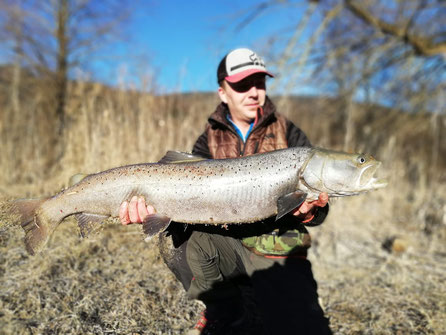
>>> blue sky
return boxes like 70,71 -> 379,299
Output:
98,1 -> 310,93
0,1 -> 319,94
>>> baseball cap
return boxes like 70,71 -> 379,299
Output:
217,48 -> 274,84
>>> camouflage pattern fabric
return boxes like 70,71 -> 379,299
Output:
241,227 -> 311,256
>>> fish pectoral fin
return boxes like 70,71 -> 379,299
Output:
75,213 -> 109,237
142,214 -> 172,241
276,191 -> 307,221
158,151 -> 207,164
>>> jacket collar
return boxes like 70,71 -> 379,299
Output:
208,96 -> 277,130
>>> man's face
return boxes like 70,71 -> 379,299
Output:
218,73 -> 266,126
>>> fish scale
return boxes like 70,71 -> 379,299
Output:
145,153 -> 299,223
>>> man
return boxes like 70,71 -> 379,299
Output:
120,48 -> 331,335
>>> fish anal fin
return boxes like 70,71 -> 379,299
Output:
75,213 -> 109,237
276,191 -> 307,221
142,214 -> 171,242
158,151 -> 207,164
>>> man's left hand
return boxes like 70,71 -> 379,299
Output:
292,192 -> 328,223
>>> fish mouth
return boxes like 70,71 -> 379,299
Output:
358,162 -> 388,190
367,177 -> 388,189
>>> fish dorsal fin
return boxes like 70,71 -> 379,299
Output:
276,191 -> 307,221
75,213 -> 109,237
158,151 -> 207,164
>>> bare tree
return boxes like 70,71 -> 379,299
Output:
0,0 -> 130,134
0,0 -> 134,178
343,0 -> 446,57
232,0 -> 444,113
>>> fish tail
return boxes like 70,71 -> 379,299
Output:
9,198 -> 45,223
10,198 -> 50,255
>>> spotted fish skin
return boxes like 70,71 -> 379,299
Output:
10,146 -> 386,254
40,147 -> 310,224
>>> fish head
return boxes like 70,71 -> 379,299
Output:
300,148 -> 388,197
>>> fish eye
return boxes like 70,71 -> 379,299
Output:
357,156 -> 366,164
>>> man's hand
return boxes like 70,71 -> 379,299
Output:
119,196 -> 155,225
292,192 -> 328,223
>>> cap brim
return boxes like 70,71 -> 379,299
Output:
225,69 -> 274,83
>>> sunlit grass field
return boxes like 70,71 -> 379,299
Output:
1,81 -> 445,334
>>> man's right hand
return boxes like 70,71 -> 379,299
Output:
119,196 -> 155,225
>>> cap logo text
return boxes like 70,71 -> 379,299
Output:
230,52 -> 265,72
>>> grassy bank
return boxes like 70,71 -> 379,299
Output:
0,80 -> 445,334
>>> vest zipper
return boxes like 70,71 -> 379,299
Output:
239,125 -> 261,156
215,107 -> 275,156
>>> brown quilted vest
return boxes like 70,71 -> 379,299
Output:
206,98 -> 289,159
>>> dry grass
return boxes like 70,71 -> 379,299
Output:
0,218 -> 204,334
0,79 -> 445,334
310,191 -> 446,335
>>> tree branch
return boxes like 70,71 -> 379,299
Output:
344,0 -> 446,56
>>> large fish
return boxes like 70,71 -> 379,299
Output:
8,147 -> 387,255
